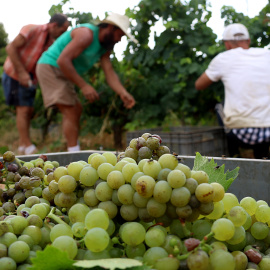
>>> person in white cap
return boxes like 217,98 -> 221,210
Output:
36,13 -> 137,152
195,23 -> 270,159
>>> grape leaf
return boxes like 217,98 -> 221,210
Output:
74,258 -> 150,270
28,246 -> 76,270
192,152 -> 239,191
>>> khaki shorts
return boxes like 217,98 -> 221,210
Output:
36,64 -> 80,108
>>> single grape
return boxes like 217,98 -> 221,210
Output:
8,240 -> 30,263
84,227 -> 110,252
120,222 -> 146,246
52,235 -> 78,259
211,218 -> 235,241
84,208 -> 109,230
79,166 -> 99,187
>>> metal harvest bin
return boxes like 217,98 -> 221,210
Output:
126,126 -> 228,157
1,151 -> 269,203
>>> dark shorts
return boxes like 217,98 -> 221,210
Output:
2,72 -> 36,107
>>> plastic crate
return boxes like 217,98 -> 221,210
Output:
126,126 -> 228,157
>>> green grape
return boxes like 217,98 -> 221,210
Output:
112,190 -> 122,206
174,163 -> 192,178
52,235 -> 78,259
30,203 -> 48,220
184,177 -> 198,194
158,154 -> 178,170
251,222 -> 269,240
117,184 -> 135,205
170,187 -> 191,207
87,153 -> 100,164
257,200 -> 268,207
39,227 -> 51,249
137,158 -> 148,171
146,136 -> 160,150
120,222 -> 146,246
176,205 -> 192,219
187,249 -> 209,270
32,186 -> 42,197
72,222 -> 87,238
84,249 -> 111,259
26,214 -> 43,228
120,204 -> 138,221
53,166 -> 68,182
21,225 -> 42,245
227,205 -> 247,227
79,166 -> 99,187
131,172 -> 145,190
107,170 -> 125,189
106,219 -> 115,236
190,170 -> 209,184
8,240 -> 30,263
84,188 -> 99,207
154,256 -> 180,270
68,203 -> 90,224
145,226 -> 166,247
143,247 -> 168,267
84,208 -> 109,230
209,249 -> 235,270
157,168 -> 171,181
143,159 -> 162,179
90,154 -> 107,170
259,257 -> 270,270
0,242 -> 7,257
141,132 -> 152,140
125,147 -> 138,160
210,182 -> 225,202
122,157 -> 137,164
98,201 -> 118,219
97,162 -> 115,180
153,180 -> 172,203
25,196 -> 40,208
138,208 -> 155,223
147,198 -> 167,218
95,182 -> 113,202
135,175 -> 156,198
192,219 -> 212,240
210,241 -> 228,253
222,193 -> 239,213
195,183 -> 214,203
114,160 -> 129,171
54,192 -> 77,208
125,243 -> 146,258
255,205 -> 270,223
84,227 -> 110,252
0,232 -> 17,247
211,218 -> 235,241
18,234 -> 34,249
205,200 -> 224,220
138,147 -> 152,160
232,250 -> 248,269
226,226 -> 246,245
67,162 -> 84,181
42,187 -> 55,203
6,216 -> 28,235
0,257 -> 17,270
240,196 -> 258,216
167,169 -> 186,188
133,192 -> 149,208
50,223 -> 73,242
243,213 -> 252,230
122,163 -> 140,183
102,152 -> 117,166
161,234 -> 183,255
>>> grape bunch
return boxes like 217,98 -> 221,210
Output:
120,133 -> 170,163
1,137 -> 270,270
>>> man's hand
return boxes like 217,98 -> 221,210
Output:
120,91 -> 136,109
81,84 -> 100,103
17,70 -> 31,87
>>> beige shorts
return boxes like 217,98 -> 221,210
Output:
36,64 -> 80,108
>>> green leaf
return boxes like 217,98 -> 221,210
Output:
74,258 -> 150,270
28,246 -> 76,270
192,152 -> 239,191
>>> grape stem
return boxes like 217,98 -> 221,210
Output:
47,207 -> 68,225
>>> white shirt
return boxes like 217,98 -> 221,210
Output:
206,47 -> 270,128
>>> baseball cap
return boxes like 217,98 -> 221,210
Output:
222,23 -> 250,41
100,13 -> 138,43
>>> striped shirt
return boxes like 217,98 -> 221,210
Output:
3,24 -> 53,81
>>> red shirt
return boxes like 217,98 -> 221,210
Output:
3,23 -> 54,81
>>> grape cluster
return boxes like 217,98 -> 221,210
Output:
1,137 -> 270,269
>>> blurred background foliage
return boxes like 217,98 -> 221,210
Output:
0,0 -> 270,151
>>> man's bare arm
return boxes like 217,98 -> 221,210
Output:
195,72 -> 213,90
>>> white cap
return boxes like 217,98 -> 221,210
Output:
100,13 -> 138,43
223,23 -> 250,41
